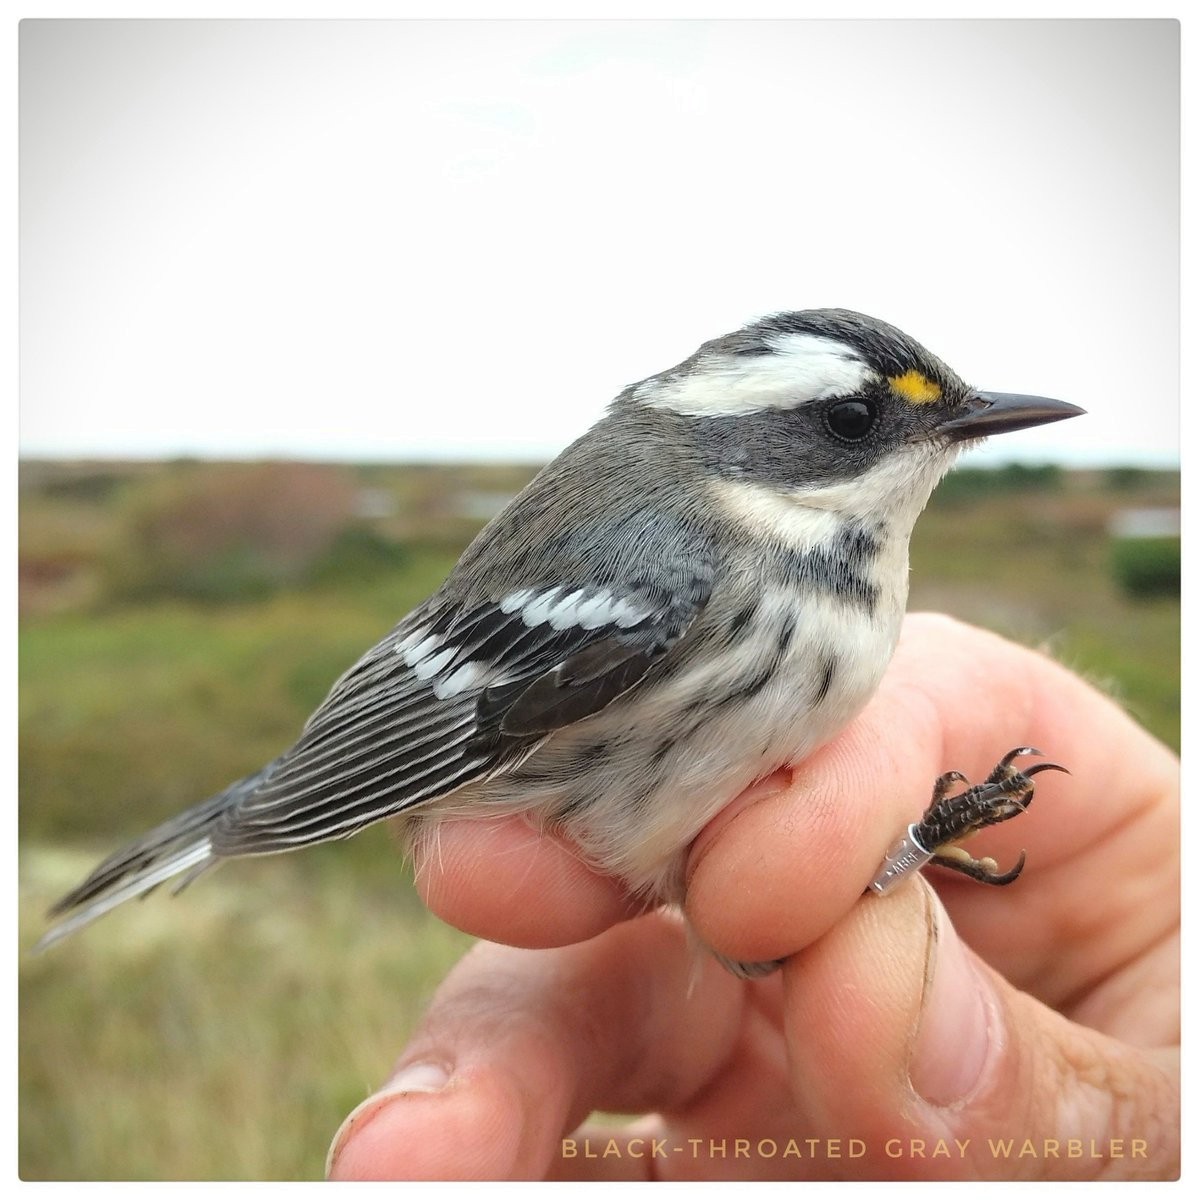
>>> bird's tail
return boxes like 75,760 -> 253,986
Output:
35,760 -> 280,952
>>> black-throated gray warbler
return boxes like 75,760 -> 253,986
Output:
39,309 -> 1083,975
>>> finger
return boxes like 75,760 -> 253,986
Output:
326,910 -> 746,1180
685,614 -> 1178,1005
410,768 -> 793,950
901,623 -> 1178,1011
409,814 -> 638,948
781,879 -> 1179,1180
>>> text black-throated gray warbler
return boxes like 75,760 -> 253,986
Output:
39,309 -> 1084,975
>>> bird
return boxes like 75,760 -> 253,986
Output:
38,308 -> 1084,975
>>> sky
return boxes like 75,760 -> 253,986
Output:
19,18 -> 1180,466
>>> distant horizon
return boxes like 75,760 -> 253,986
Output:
17,448 -> 1182,471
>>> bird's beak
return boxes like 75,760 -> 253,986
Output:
935,391 -> 1086,442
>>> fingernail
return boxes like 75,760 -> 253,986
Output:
909,890 -> 999,1107
325,1061 -> 451,1178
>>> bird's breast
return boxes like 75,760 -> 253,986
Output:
473,579 -> 905,901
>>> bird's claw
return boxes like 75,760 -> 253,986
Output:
867,748 -> 1067,895
930,848 -> 1028,886
917,747 -> 1065,885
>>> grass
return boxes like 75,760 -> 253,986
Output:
20,843 -> 473,1181
17,461 -> 1179,1180
19,549 -> 461,841
20,535 -> 473,1180
907,486 -> 1180,750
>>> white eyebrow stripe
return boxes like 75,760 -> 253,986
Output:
635,332 -> 874,417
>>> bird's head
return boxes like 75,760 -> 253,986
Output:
624,308 -> 1084,532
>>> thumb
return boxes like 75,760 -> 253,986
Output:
781,880 -> 1178,1180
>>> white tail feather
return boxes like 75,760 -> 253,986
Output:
34,839 -> 214,952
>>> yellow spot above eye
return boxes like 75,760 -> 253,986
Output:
889,370 -> 942,405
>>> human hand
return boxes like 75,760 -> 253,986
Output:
326,614 -> 1179,1180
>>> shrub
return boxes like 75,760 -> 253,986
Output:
307,524 -> 408,587
935,463 -> 1063,502
1103,465 -> 1154,492
1110,536 -> 1181,599
103,463 -> 358,604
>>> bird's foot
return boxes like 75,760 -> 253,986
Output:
868,747 -> 1068,894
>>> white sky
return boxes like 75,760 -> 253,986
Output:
19,18 -> 1180,465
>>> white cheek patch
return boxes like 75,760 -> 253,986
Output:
636,332 -> 873,417
711,478 -> 846,552
713,438 -> 959,540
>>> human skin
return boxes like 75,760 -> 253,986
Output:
326,613 -> 1180,1181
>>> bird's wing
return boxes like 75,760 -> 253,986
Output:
210,572 -> 714,855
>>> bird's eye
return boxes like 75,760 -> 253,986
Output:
825,398 -> 878,442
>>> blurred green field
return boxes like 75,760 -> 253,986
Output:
18,458 -> 1179,1180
